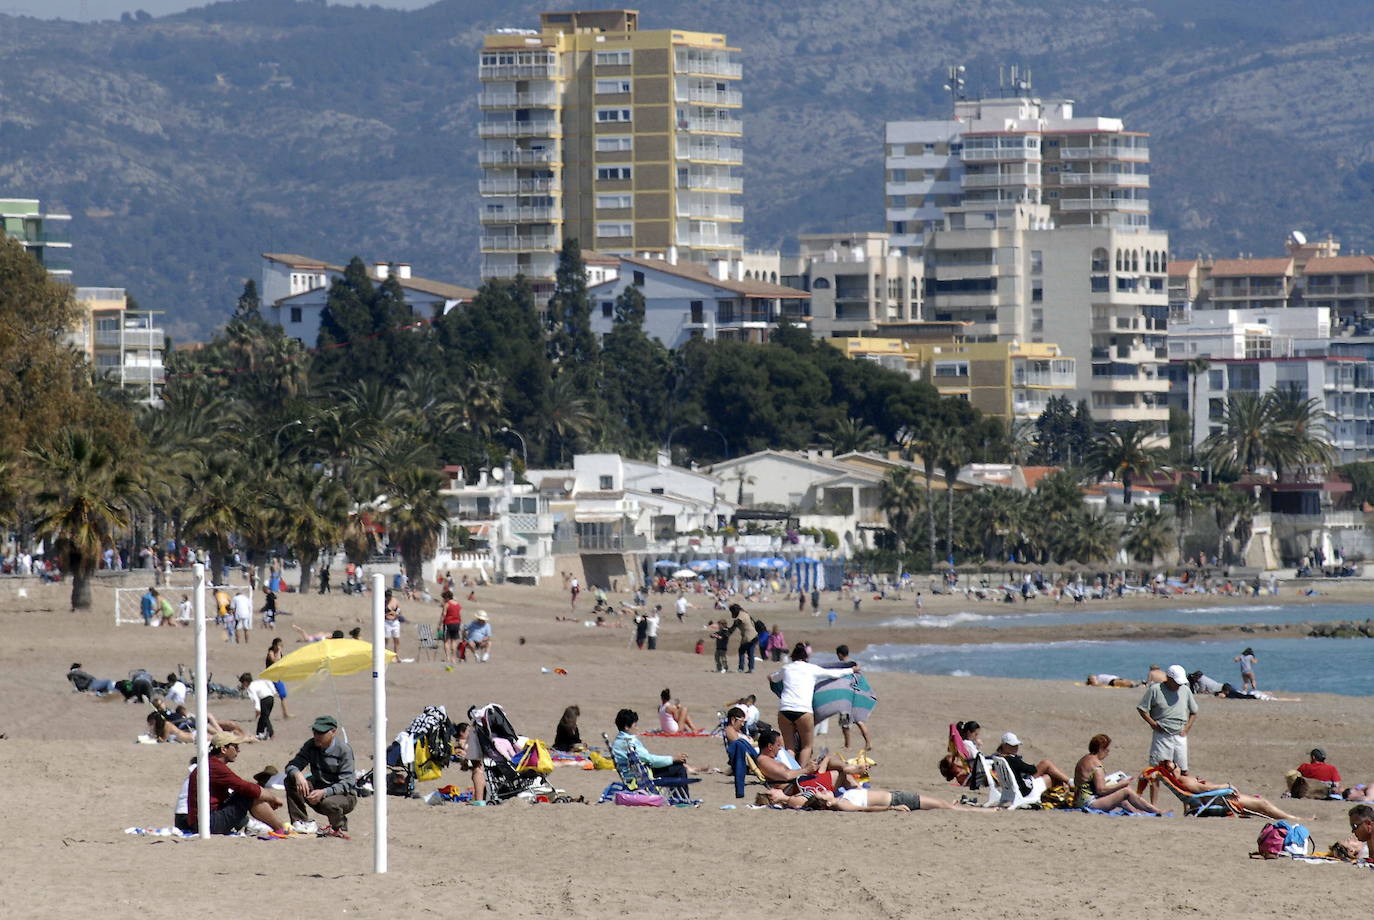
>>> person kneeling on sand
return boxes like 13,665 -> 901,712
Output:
285,715 -> 357,837
756,729 -> 865,794
756,785 -> 977,813
1072,733 -> 1160,814
185,732 -> 286,835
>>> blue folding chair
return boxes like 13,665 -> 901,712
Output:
598,732 -> 701,806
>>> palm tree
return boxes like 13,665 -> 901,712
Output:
547,374 -> 597,463
905,429 -> 941,572
1265,384 -> 1334,481
1169,480 -> 1207,564
1209,486 -> 1254,565
272,467 -> 350,594
1089,422 -> 1161,508
933,428 -> 969,566
827,416 -> 882,455
1184,357 -> 1211,460
1124,505 -> 1173,566
26,430 -> 140,610
878,468 -> 922,561
381,466 -> 448,592
1201,392 -> 1272,475
181,452 -> 249,582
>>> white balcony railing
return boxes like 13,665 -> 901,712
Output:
480,233 -> 561,252
478,176 -> 560,195
962,170 -> 1039,188
1059,173 -> 1150,187
479,62 -> 561,80
681,116 -> 743,135
478,90 -> 559,108
481,261 -> 557,280
479,205 -> 563,224
1060,145 -> 1150,161
678,87 -> 743,106
676,203 -> 744,220
478,121 -> 562,139
961,147 -> 1041,162
679,232 -> 743,250
1014,372 -> 1077,387
478,148 -> 559,167
674,55 -> 742,78
676,143 -> 744,163
678,174 -> 743,191
1058,198 -> 1150,212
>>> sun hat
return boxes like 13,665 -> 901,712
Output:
311,715 -> 339,733
1001,732 -> 1021,747
1165,665 -> 1188,685
210,731 -> 240,750
476,610 -> 490,621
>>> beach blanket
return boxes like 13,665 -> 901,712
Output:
767,669 -> 878,725
642,730 -> 714,737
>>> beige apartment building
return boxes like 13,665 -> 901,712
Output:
479,10 -> 743,301
774,232 -> 923,337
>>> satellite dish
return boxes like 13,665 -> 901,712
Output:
1290,230 -> 1307,246
563,478 -> 575,493
491,467 -> 505,482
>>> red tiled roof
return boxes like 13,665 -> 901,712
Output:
1303,255 -> 1374,274
620,256 -> 810,299
1168,259 -> 1197,277
1209,258 -> 1292,277
1021,466 -> 1060,490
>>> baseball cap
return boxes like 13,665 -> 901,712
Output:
1310,748 -> 1326,761
311,715 -> 339,733
210,731 -> 240,750
1165,665 -> 1188,685
1001,732 -> 1021,747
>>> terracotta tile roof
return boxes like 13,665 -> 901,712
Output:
1167,259 -> 1197,277
621,256 -> 810,299
1021,466 -> 1060,490
1209,257 -> 1292,277
1303,255 -> 1374,274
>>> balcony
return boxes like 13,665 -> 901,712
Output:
95,328 -> 164,347
479,62 -> 561,80
1059,173 -> 1150,188
679,232 -> 743,250
681,116 -> 742,135
480,233 -> 560,252
1058,198 -> 1150,212
481,262 -> 557,280
478,176 -> 560,195
105,365 -> 166,384
678,87 -> 743,106
676,143 -> 744,164
575,531 -> 648,552
479,205 -> 562,224
478,148 -> 559,167
678,174 -> 743,191
1060,145 -> 1150,161
478,90 -> 559,108
675,202 -> 743,220
674,55 -> 742,78
961,147 -> 1041,162
478,121 -> 562,139
1014,371 -> 1076,388
961,171 -> 1039,188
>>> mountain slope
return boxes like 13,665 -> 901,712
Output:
3,0 -> 1374,339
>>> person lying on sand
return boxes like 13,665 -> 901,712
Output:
1214,683 -> 1299,702
1149,759 -> 1306,822
291,625 -> 345,643
755,785 -> 976,812
147,698 -> 254,744
1086,674 -> 1137,688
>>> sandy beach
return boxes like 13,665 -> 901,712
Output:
2,573 -> 1371,918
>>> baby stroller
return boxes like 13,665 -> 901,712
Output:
468,703 -> 557,804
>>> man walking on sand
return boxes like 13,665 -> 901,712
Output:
1137,664 -> 1198,794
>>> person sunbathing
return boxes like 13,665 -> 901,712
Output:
658,688 -> 700,733
147,698 -> 253,744
1149,760 -> 1305,821
755,785 -> 973,812
1214,683 -> 1299,702
1085,674 -> 1137,688
1072,733 -> 1160,814
755,729 -> 864,794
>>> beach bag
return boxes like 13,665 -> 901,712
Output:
516,739 -> 555,775
1255,822 -> 1311,859
414,739 -> 443,782
1256,823 -> 1286,858
614,791 -> 665,807
1038,783 -> 1076,810
588,751 -> 616,770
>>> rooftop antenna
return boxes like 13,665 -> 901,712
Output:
942,64 -> 966,116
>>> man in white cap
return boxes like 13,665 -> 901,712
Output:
465,610 -> 492,662
1137,664 -> 1199,785
994,731 -> 1071,795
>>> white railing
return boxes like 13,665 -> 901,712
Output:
678,174 -> 743,191
478,121 -> 562,139
480,234 -> 560,252
676,144 -> 744,163
1060,145 -> 1150,160
479,205 -> 562,224
682,117 -> 743,135
478,149 -> 559,167
479,177 -> 560,195
481,262 -> 557,280
961,147 -> 1040,162
674,55 -> 742,78
479,63 -> 561,80
1058,198 -> 1150,212
1015,372 -> 1076,387
680,232 -> 743,250
478,90 -> 559,108
962,171 -> 1038,188
676,203 -> 744,220
1059,173 -> 1150,187
679,87 -> 743,106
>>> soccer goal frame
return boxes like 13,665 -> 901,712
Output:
114,584 -> 253,626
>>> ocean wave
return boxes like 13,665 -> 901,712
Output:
949,669 -> 973,677
1175,605 -> 1282,615
878,612 -> 999,628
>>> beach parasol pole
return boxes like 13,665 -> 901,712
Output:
371,572 -> 387,873
193,562 -> 210,840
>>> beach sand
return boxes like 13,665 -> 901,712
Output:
2,575 -> 1370,918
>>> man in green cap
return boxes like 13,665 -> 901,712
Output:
285,715 -> 357,836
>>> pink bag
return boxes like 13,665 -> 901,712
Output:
1255,823 -> 1285,859
614,791 -> 665,807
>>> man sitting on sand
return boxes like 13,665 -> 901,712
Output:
185,732 -> 286,835
755,729 -> 865,794
1286,748 -> 1342,800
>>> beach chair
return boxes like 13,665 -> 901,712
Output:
1142,764 -> 1256,818
599,731 -> 701,806
990,755 -> 1046,809
416,623 -> 439,662
722,735 -> 767,799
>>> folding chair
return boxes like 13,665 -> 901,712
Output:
990,755 -> 1046,809
416,623 -> 439,662
1141,764 -> 1256,818
599,731 -> 701,806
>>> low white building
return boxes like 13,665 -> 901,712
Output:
428,464 -> 555,585
260,253 -> 477,347
588,254 -> 810,349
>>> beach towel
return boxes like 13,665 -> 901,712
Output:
766,670 -> 878,725
643,730 -> 714,738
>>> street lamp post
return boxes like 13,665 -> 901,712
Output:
274,419 -> 305,455
499,426 -> 528,467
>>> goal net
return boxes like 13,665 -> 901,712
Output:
114,584 -> 253,626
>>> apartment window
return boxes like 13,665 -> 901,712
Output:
595,50 -> 631,66
597,166 -> 632,181
596,222 -> 633,238
689,300 -> 704,323
891,221 -> 906,234
595,135 -> 633,152
601,301 -> 613,318
1208,370 -> 1224,390
1030,250 -> 1043,274
1032,286 -> 1043,303
595,194 -> 633,210
596,108 -> 632,123
934,361 -> 969,377
289,307 -> 302,323
632,270 -> 645,286
595,79 -> 632,94
890,168 -> 906,182
1208,398 -> 1225,421
599,475 -> 614,490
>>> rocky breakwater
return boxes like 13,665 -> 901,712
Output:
1305,619 -> 1374,638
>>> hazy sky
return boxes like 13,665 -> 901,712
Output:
11,0 -> 433,21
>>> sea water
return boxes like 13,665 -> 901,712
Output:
876,601 -> 1369,632
857,635 -> 1374,697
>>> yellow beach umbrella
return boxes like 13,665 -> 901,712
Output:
260,638 -> 396,682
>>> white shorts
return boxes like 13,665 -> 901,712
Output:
1148,731 -> 1189,771
384,620 -> 401,639
839,787 -> 868,808
236,615 -> 252,630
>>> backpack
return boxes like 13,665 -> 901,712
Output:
1255,823 -> 1286,858
1256,821 -> 1313,859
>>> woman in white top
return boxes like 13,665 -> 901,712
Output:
777,643 -> 858,768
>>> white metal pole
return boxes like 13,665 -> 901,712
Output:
371,572 -> 387,873
193,563 -> 210,840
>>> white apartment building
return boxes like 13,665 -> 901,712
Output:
776,232 -> 923,337
922,202 -> 1169,429
75,287 -> 166,404
588,253 -> 809,348
885,94 -> 1151,255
